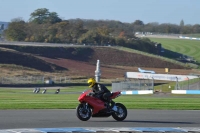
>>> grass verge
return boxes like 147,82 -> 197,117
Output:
149,38 -> 200,63
1,86 -> 200,110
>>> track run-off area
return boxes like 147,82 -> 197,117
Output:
0,109 -> 200,132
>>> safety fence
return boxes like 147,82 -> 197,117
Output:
175,78 -> 200,90
0,76 -> 71,84
111,79 -> 154,92
111,78 -> 200,94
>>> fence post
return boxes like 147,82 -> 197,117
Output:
175,77 -> 180,90
152,77 -> 154,91
42,77 -> 44,83
198,76 -> 200,90
187,77 -> 189,90
139,79 -> 141,90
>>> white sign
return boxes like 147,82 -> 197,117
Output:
125,72 -> 198,81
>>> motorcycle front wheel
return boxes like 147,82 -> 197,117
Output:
112,103 -> 127,121
76,103 -> 92,121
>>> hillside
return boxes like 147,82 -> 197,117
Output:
0,45 -> 199,80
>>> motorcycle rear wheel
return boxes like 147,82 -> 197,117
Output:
111,103 -> 127,121
76,103 -> 92,121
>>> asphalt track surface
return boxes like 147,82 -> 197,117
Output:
0,109 -> 200,129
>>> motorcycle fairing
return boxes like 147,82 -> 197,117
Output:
78,90 -> 106,114
110,91 -> 121,99
78,90 -> 121,115
85,96 -> 106,114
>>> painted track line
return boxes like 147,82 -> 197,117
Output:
1,127 -> 200,132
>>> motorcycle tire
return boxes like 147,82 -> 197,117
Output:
111,103 -> 127,121
76,103 -> 92,121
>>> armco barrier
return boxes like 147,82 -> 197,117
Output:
179,36 -> 200,40
172,90 -> 200,94
122,90 -> 200,94
121,90 -> 153,95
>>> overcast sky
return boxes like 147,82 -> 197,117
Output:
0,0 -> 199,25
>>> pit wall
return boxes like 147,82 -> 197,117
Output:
171,90 -> 200,94
121,90 -> 200,95
121,90 -> 153,95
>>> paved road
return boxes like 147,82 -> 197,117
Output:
0,109 -> 200,129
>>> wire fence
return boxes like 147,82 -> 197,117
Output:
111,78 -> 200,92
1,76 -> 200,91
175,78 -> 200,90
0,76 -> 71,84
111,79 -> 154,92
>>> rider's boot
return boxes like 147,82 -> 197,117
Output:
110,100 -> 115,108
104,101 -> 112,112
110,100 -> 118,111
105,100 -> 116,112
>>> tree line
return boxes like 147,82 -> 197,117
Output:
3,8 -> 200,54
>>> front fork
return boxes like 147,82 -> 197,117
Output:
83,103 -> 88,110
83,102 -> 92,113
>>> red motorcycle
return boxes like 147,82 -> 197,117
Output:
76,89 -> 127,121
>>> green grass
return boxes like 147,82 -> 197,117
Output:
149,38 -> 200,63
1,86 -> 200,110
116,95 -> 200,110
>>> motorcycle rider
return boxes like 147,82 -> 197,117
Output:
87,78 -> 114,110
